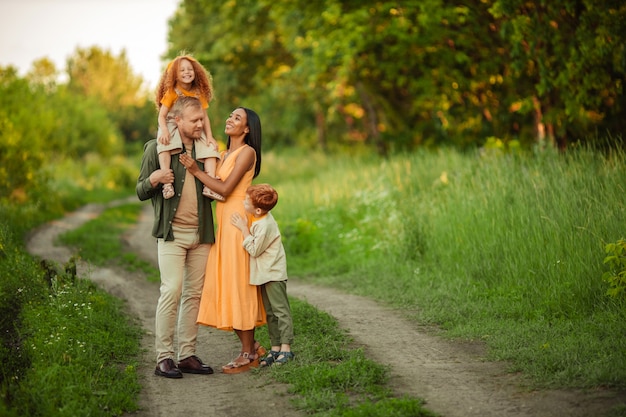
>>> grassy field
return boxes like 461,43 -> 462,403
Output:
258,145 -> 626,388
2,143 -> 625,416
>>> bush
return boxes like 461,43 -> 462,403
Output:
603,238 -> 626,300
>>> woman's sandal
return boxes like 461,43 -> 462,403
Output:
273,351 -> 295,366
259,350 -> 280,367
254,341 -> 267,357
221,352 -> 259,374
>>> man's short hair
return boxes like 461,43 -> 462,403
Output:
171,96 -> 202,118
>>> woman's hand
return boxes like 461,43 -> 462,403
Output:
179,153 -> 200,174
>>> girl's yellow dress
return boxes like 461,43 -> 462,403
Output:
197,145 -> 266,330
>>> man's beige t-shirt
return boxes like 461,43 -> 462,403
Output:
172,166 -> 198,228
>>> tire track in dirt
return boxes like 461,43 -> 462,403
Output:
27,200 -> 626,417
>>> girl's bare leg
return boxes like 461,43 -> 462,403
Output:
201,157 -> 225,201
159,152 -> 175,199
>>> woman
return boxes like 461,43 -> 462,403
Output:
179,106 -> 266,373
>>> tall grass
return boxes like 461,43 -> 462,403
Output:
0,188 -> 144,416
0,227 -> 143,417
259,145 -> 626,388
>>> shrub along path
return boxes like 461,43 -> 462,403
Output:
27,201 -> 625,417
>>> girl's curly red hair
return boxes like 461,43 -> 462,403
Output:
155,54 -> 214,111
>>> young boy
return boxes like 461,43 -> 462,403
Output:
230,184 -> 294,366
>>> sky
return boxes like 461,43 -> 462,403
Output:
0,0 -> 180,89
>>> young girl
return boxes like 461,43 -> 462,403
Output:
155,54 -> 223,201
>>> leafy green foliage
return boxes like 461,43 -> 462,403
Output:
0,197 -> 143,416
0,44 -> 155,205
603,238 -> 626,300
0,68 -> 50,200
14,276 -> 142,417
167,0 -> 625,151
66,47 -> 146,109
0,67 -> 124,202
65,46 -> 154,144
490,0 -> 626,144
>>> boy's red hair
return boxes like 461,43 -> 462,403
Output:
247,184 -> 278,212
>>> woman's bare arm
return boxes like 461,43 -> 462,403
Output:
179,146 -> 255,196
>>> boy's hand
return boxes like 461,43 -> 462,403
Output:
230,212 -> 247,232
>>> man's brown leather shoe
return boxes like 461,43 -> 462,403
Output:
155,358 -> 183,378
178,355 -> 214,375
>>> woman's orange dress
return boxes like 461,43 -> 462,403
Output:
197,145 -> 266,330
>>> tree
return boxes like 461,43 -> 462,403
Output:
164,0 -> 625,152
166,0 -> 301,147
66,46 -> 146,108
490,0 -> 626,147
65,46 -> 153,143
27,58 -> 59,93
263,0 -> 512,151
0,67 -> 47,200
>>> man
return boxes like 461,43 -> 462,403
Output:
136,96 -> 215,378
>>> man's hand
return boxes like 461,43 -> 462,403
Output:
150,168 -> 174,188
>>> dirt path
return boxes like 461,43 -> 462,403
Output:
26,201 -> 626,417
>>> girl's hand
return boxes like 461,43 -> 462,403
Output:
158,130 -> 171,145
206,136 -> 219,150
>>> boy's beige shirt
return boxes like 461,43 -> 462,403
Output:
242,212 -> 288,286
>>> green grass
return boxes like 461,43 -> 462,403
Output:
0,191 -> 145,416
252,300 -> 431,416
57,202 -> 159,282
0,241 -> 143,417
16,276 -> 143,416
3,141 -> 626,416
258,145 -> 626,390
57,202 -> 435,416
